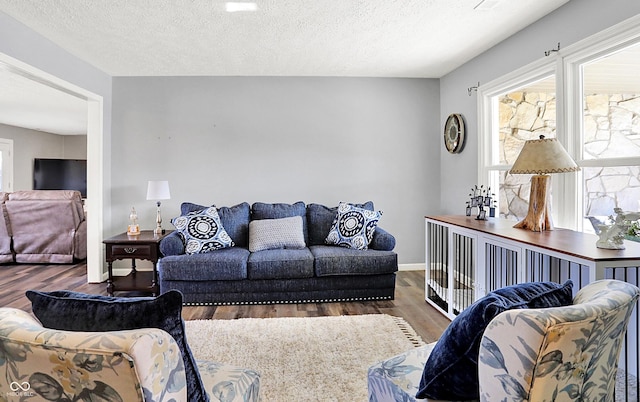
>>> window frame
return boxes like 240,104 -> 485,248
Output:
478,14 -> 640,231
564,17 -> 640,231
477,59 -> 565,226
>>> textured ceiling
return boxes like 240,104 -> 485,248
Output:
0,0 -> 573,135
0,0 -> 571,78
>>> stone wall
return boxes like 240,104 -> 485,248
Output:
498,92 -> 556,220
497,92 -> 640,222
583,94 -> 640,217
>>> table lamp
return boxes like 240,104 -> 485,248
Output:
509,135 -> 579,232
146,180 -> 171,235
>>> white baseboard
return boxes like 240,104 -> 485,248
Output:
398,263 -> 425,271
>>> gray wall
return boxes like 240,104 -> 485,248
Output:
112,77 -> 440,264
438,0 -> 640,215
0,124 -> 87,190
3,0 -> 638,269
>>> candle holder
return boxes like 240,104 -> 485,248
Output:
127,206 -> 140,236
465,185 -> 495,220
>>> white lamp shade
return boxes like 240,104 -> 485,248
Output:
146,180 -> 171,200
510,136 -> 579,175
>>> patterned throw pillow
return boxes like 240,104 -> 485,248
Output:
325,202 -> 382,250
171,206 -> 234,254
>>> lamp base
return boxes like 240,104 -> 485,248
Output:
513,174 -> 554,232
154,201 -> 163,235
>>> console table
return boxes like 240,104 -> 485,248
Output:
425,215 -> 640,318
103,230 -> 172,296
425,215 -> 640,401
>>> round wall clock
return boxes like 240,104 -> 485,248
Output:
443,113 -> 465,154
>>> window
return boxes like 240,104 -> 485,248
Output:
479,62 -> 558,222
495,77 -> 557,221
579,42 -> 640,232
480,17 -> 640,232
0,139 -> 13,192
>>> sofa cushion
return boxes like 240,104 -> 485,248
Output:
248,248 -> 315,279
181,202 -> 209,214
310,245 -> 397,276
172,206 -> 234,254
159,247 -> 250,281
26,289 -> 207,402
307,201 -> 374,246
252,201 -> 308,244
181,202 -> 251,247
249,216 -> 306,252
416,280 -> 574,400
325,202 -> 382,250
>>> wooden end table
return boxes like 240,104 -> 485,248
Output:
103,230 -> 172,296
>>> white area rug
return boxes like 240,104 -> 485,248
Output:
185,314 -> 424,402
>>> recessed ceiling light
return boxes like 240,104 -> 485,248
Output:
225,2 -> 258,12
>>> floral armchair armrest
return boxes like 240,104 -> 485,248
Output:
478,280 -> 639,402
197,360 -> 261,402
0,308 -> 187,402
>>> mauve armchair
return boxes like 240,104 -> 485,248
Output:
4,190 -> 86,263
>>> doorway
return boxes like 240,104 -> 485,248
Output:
0,53 -> 105,282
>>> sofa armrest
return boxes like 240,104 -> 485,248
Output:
370,227 -> 396,251
74,219 -> 87,260
160,231 -> 185,256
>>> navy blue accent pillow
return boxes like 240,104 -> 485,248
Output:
416,280 -> 574,400
26,290 -> 208,402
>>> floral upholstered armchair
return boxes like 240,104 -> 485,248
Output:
0,308 -> 260,402
368,279 -> 640,402
479,279 -> 639,402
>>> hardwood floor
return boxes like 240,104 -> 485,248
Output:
0,263 -> 451,343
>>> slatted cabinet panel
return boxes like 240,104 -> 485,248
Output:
425,220 -> 477,318
425,215 -> 640,402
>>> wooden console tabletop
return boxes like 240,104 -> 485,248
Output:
426,215 -> 640,265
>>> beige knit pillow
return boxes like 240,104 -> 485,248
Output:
248,216 -> 306,252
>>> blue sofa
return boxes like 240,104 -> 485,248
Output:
158,201 -> 398,305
